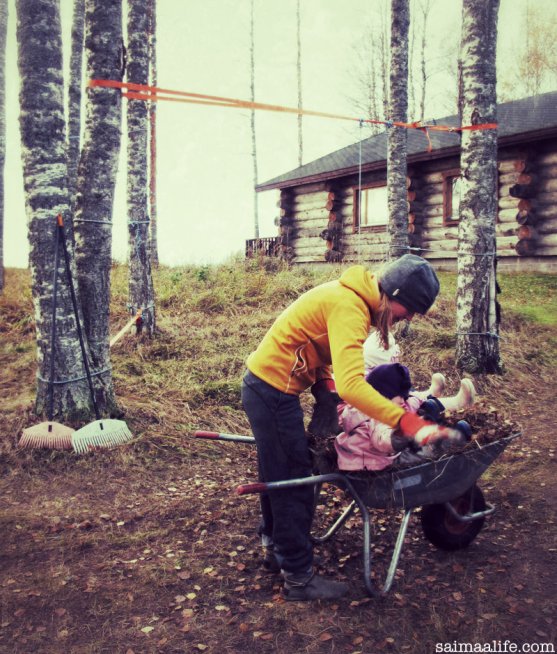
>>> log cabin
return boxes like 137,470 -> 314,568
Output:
253,91 -> 557,272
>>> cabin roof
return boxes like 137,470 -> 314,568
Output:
256,91 -> 557,192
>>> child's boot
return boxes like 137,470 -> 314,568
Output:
427,373 -> 446,397
439,378 -> 476,412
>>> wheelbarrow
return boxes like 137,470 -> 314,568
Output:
194,429 -> 519,597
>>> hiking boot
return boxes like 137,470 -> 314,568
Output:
282,570 -> 349,602
262,546 -> 280,573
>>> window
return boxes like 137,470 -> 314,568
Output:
353,183 -> 388,231
442,169 -> 462,225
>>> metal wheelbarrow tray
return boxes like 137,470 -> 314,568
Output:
194,430 -> 520,597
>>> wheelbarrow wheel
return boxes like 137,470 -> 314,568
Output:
420,485 -> 486,551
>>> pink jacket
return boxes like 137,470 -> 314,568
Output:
334,396 -> 421,472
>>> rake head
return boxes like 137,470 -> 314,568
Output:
19,422 -> 75,450
71,419 -> 133,454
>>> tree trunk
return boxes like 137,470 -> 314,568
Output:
148,0 -> 158,267
456,0 -> 501,374
127,0 -> 156,335
296,0 -> 303,167
67,0 -> 85,207
250,0 -> 259,238
73,0 -> 124,415
16,0 -> 92,419
0,0 -> 6,292
387,0 -> 410,259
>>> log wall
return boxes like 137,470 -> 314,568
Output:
275,138 -> 557,268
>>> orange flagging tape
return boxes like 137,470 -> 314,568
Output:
89,79 -> 498,134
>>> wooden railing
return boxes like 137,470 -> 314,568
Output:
245,236 -> 280,258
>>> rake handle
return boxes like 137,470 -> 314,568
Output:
194,430 -> 255,444
58,214 -> 101,421
48,217 -> 62,422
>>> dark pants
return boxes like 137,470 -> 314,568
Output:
241,370 -> 314,574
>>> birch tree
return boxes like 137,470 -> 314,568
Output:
73,0 -> 124,413
296,0 -> 303,166
148,0 -> 158,266
456,0 -> 501,373
16,0 -> 92,418
0,0 -> 6,292
67,0 -> 85,205
127,0 -> 156,335
249,0 -> 259,238
387,0 -> 410,259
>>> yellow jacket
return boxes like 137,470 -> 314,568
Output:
246,265 -> 405,428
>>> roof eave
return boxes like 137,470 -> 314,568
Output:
255,126 -> 557,193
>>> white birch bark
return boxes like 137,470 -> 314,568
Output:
73,0 -> 124,414
250,0 -> 259,238
296,0 -> 303,167
387,0 -> 410,259
0,0 -> 6,292
456,0 -> 501,373
67,0 -> 85,206
127,0 -> 156,335
16,0 -> 92,419
148,0 -> 158,267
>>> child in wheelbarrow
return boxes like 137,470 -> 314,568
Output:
335,363 -> 476,471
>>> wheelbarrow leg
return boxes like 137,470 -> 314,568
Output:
360,503 -> 413,598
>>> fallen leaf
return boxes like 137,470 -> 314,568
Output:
140,626 -> 154,634
452,591 -> 463,601
319,633 -> 333,642
54,608 -> 67,617
195,645 -> 208,651
174,595 -> 186,603
186,592 -> 197,600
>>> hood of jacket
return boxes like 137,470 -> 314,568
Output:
338,265 -> 380,311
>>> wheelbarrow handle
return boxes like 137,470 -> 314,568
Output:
194,430 -> 255,444
236,473 -> 348,495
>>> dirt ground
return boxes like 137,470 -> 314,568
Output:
1,265 -> 556,653
1,391 -> 555,654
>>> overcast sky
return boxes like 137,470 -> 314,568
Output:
2,0 -> 551,268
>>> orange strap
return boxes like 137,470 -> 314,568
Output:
90,79 -> 498,134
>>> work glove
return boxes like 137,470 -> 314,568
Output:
308,380 -> 341,438
398,412 -> 470,448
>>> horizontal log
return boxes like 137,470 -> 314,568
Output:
536,246 -> 557,256
498,195 -> 521,210
498,159 -> 526,173
537,216 -> 557,233
291,182 -> 330,196
537,191 -> 557,206
518,199 -> 532,212
537,177 -> 557,194
418,228 -> 454,242
407,190 -> 417,202
517,173 -> 535,185
498,171 -> 520,186
497,207 -> 521,223
293,198 -> 331,212
515,239 -> 536,256
516,210 -> 537,226
496,225 -> 519,238
517,225 -> 538,240
537,150 -> 557,166
537,232 -> 557,248
292,207 -> 332,222
420,171 -> 444,184
421,192 -> 444,207
537,164 -> 557,179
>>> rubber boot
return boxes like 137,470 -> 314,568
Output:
282,570 -> 349,602
427,372 -> 446,398
438,378 -> 476,412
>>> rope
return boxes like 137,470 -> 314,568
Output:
38,367 -> 111,386
90,79 -> 497,135
357,120 -> 363,264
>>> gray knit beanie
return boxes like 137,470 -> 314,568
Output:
378,254 -> 440,315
